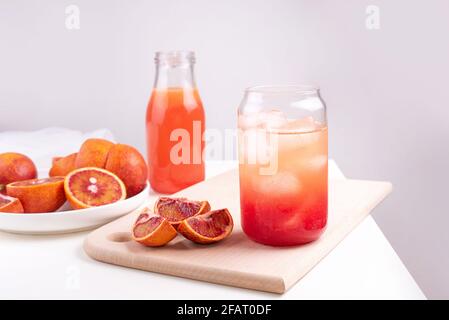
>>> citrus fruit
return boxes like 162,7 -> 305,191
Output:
154,197 -> 211,228
132,211 -> 178,247
177,208 -> 233,244
0,153 -> 37,188
52,156 -> 62,165
0,193 -> 24,213
75,138 -> 114,169
6,177 -> 66,213
105,144 -> 148,197
49,153 -> 77,177
64,167 -> 126,210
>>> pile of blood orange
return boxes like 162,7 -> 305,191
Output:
0,138 -> 148,214
132,197 -> 234,246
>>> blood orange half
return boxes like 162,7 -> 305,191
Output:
64,167 -> 126,210
6,177 -> 65,213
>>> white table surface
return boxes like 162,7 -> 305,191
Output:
0,160 -> 425,300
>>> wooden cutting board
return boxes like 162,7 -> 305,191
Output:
84,169 -> 392,294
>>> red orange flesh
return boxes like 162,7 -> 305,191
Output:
177,208 -> 233,244
132,211 -> 177,247
154,197 -> 211,228
64,167 -> 126,210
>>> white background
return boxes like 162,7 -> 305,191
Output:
0,0 -> 448,298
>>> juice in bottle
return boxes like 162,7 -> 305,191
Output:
146,51 -> 205,194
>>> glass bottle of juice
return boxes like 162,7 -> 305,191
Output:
238,85 -> 328,246
146,51 -> 205,194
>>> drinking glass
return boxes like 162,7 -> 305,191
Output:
238,85 -> 328,246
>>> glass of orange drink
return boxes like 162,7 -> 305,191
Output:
238,85 -> 328,246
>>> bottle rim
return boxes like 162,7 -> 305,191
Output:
245,85 -> 319,95
154,51 -> 195,65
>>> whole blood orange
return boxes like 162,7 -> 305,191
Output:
49,153 -> 77,177
154,197 -> 211,228
178,208 -> 234,244
75,139 -> 114,169
0,153 -> 37,187
64,167 -> 126,210
132,211 -> 178,247
105,144 -> 148,198
0,193 -> 24,213
6,177 -> 66,213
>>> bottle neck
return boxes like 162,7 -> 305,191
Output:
153,64 -> 196,89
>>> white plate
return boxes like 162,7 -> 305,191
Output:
0,180 -> 150,235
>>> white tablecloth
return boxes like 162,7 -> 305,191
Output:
0,127 -> 114,169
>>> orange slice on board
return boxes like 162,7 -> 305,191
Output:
64,167 -> 126,210
177,208 -> 234,244
6,177 -> 66,213
132,211 -> 178,247
0,193 -> 24,213
154,197 -> 211,228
